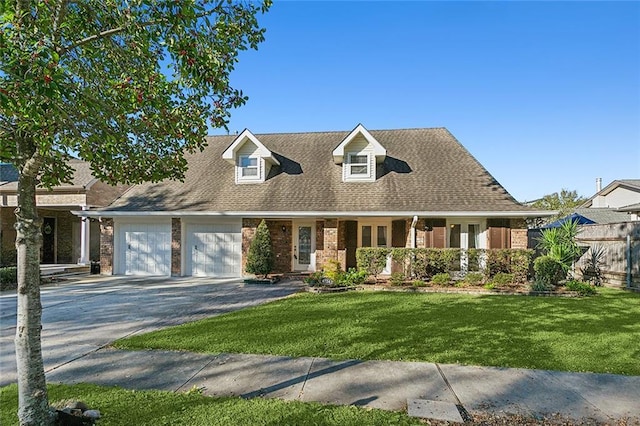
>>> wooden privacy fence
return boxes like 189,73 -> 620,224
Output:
573,222 -> 640,290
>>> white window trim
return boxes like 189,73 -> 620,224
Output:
346,152 -> 372,180
237,155 -> 260,183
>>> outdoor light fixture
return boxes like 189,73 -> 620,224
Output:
282,225 -> 287,233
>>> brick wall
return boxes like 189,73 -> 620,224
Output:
0,208 -> 17,266
266,219 -> 292,274
315,220 -> 324,271
242,218 -> 292,275
100,218 -> 114,275
321,219 -> 338,270
39,209 -> 77,263
171,218 -> 181,276
511,229 -> 528,249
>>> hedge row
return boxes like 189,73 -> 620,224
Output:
356,248 -> 533,282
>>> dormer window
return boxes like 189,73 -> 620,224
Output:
222,129 -> 279,184
333,124 -> 386,183
239,156 -> 258,178
347,153 -> 370,177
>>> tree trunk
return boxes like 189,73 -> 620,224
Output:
14,168 -> 54,425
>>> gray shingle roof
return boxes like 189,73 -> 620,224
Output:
617,202 -> 640,213
574,208 -> 633,224
106,127 -> 535,214
0,159 -> 96,191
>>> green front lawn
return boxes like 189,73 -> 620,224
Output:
0,383 -> 422,426
116,288 -> 640,375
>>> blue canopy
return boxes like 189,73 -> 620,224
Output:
543,213 -> 595,229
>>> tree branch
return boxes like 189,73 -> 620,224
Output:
52,0 -> 70,41
57,4 -> 224,56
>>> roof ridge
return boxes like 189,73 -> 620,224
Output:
207,127 -> 449,138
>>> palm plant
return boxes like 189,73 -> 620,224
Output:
537,219 -> 582,278
581,245 -> 606,286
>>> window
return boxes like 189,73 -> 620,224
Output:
239,156 -> 258,178
449,224 -> 461,248
348,153 -> 369,176
377,225 -> 388,247
468,224 -> 479,249
360,224 -> 388,248
361,226 -> 372,247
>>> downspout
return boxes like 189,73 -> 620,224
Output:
410,215 -> 418,248
627,234 -> 632,289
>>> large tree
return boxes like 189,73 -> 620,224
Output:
531,189 -> 587,221
0,1 -> 270,424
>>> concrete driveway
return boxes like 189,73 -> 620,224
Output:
0,275 -> 303,386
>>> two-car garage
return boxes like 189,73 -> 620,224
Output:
114,218 -> 242,277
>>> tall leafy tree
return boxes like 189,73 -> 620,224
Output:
0,1 -> 270,424
531,189 -> 587,220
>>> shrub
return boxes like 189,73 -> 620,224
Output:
245,220 -> 274,278
461,272 -> 484,286
431,272 -> 451,286
413,249 -> 460,278
484,283 -> 495,290
341,268 -> 367,286
0,266 -> 17,291
485,249 -> 533,282
530,281 -> 554,292
467,249 -> 482,272
412,280 -> 427,287
565,280 -> 597,296
489,272 -> 514,287
390,248 -> 411,278
486,249 -> 511,276
356,248 -> 390,278
303,271 -> 324,286
389,272 -> 405,286
534,255 -> 565,286
324,259 -> 344,284
510,250 -> 533,283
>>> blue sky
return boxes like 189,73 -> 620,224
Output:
218,1 -> 640,203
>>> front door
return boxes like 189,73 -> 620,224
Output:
293,222 -> 315,272
42,217 -> 56,264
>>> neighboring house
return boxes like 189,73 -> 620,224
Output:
543,208 -> 632,228
0,160 -> 129,266
580,179 -> 640,221
79,125 -> 553,277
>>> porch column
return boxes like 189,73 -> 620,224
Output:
323,219 -> 338,268
171,218 -> 181,276
78,206 -> 90,265
100,218 -> 114,275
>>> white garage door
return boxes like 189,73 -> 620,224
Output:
119,223 -> 171,276
185,222 -> 241,277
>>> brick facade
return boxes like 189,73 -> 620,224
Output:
510,229 -> 528,249
0,208 -> 17,266
100,218 -> 114,275
241,218 -> 292,275
171,218 -> 181,276
267,219 -> 292,274
315,220 -> 325,271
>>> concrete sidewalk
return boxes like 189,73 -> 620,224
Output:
45,348 -> 640,424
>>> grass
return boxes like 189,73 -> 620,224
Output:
115,288 -> 640,375
0,383 -> 423,426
